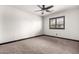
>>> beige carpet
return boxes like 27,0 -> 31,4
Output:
0,36 -> 79,54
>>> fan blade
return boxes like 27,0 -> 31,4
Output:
46,9 -> 54,12
37,5 -> 42,9
35,10 -> 42,12
46,5 -> 54,9
46,9 -> 51,12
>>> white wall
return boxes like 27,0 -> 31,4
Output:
43,7 -> 79,40
0,6 -> 42,43
0,6 -> 79,43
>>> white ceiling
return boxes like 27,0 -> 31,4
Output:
11,5 -> 79,16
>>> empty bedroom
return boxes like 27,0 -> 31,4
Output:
0,5 -> 79,54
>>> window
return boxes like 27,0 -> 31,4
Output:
49,16 -> 65,29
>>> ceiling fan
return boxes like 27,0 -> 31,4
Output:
36,5 -> 54,14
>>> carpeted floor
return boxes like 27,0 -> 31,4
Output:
0,36 -> 79,54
